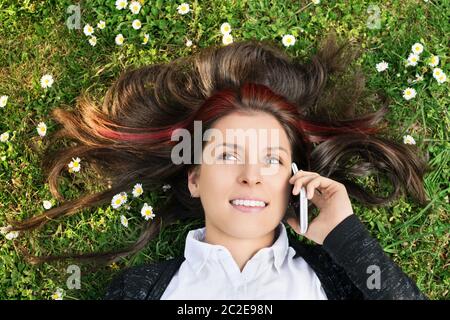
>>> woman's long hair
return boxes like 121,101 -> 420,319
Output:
5,32 -> 430,269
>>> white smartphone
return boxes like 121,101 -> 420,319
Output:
291,162 -> 308,235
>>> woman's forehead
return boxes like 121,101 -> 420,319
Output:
212,111 -> 280,128
207,112 -> 291,146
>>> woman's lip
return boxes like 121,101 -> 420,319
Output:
229,201 -> 268,213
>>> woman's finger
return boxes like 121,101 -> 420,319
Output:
305,176 -> 334,199
289,171 -> 319,184
291,174 -> 320,195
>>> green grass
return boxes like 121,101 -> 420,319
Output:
0,0 -> 448,299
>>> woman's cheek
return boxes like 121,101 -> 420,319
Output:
273,177 -> 291,207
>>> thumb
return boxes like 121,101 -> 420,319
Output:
287,215 -> 322,244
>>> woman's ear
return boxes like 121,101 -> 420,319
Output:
187,166 -> 200,197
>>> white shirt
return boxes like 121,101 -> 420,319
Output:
160,222 -> 328,300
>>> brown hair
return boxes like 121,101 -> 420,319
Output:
5,32 -> 430,270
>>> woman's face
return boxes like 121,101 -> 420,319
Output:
188,111 -> 293,240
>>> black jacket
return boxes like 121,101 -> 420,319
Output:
104,215 -> 427,300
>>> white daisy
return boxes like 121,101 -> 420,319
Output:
411,42 -> 424,55
186,39 -> 192,47
403,135 -> 416,145
312,0 -> 321,4
402,87 -> 417,100
406,53 -> 419,67
115,0 -> 127,10
220,23 -> 232,35
132,183 -> 143,197
142,33 -> 149,45
68,157 -> 81,173
129,1 -> 141,14
432,67 -> 443,78
88,36 -> 97,46
97,20 -> 106,30
428,55 -> 439,67
43,200 -> 52,210
375,61 -> 389,72
0,95 -> 8,108
120,215 -> 129,227
111,194 -> 123,209
115,34 -> 124,45
0,225 -> 12,235
222,33 -> 233,45
177,3 -> 190,15
83,24 -> 94,36
36,122 -> 47,137
162,184 -> 171,192
5,231 -> 19,240
132,19 -> 142,30
282,34 -> 296,47
40,74 -> 54,88
435,73 -> 447,84
141,203 -> 155,220
432,68 -> 447,84
51,288 -> 64,300
0,132 -> 9,143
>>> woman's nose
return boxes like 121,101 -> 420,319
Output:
238,164 -> 263,185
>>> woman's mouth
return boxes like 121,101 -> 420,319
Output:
229,199 -> 269,213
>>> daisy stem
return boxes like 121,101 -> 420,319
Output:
294,2 -> 312,15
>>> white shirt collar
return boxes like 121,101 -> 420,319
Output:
184,222 -> 289,276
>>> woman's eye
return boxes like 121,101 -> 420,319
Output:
219,152 -> 281,164
220,152 -> 237,161
267,156 -> 282,165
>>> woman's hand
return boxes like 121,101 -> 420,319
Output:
286,170 -> 354,245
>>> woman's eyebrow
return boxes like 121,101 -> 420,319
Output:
215,143 -> 289,155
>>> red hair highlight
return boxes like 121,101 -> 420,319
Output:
96,82 -> 384,145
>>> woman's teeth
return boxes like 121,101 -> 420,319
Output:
230,199 -> 266,207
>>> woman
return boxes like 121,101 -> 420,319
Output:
6,33 -> 430,299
